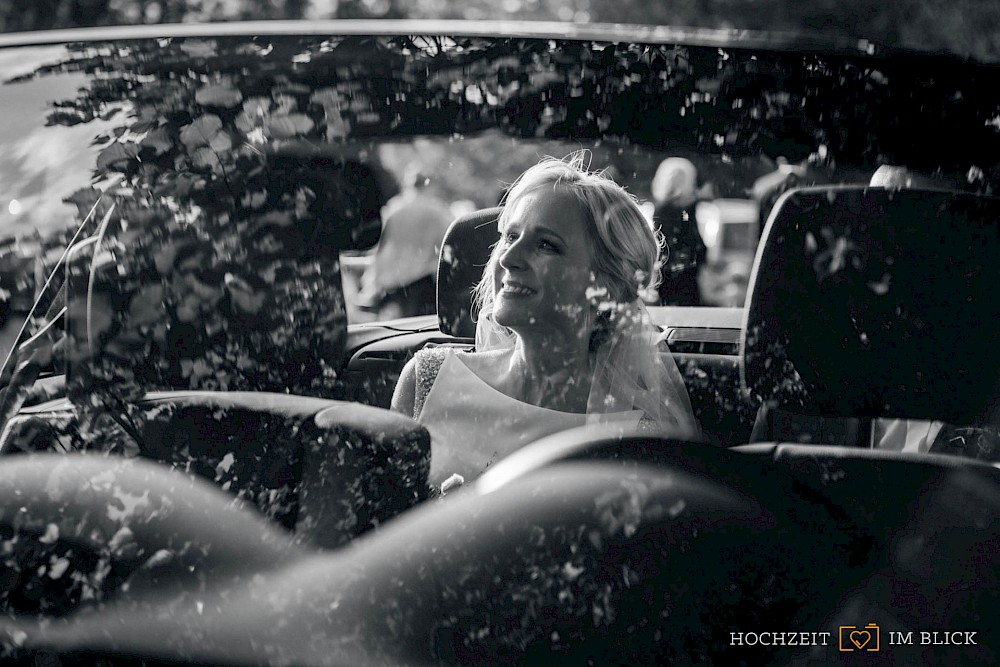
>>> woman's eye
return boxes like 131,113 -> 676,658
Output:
499,232 -> 558,253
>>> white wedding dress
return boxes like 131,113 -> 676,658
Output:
414,349 -> 642,487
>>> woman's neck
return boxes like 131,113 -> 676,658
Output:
507,335 -> 593,411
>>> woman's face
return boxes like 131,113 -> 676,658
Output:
491,186 -> 597,340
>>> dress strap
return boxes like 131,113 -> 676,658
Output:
413,347 -> 451,419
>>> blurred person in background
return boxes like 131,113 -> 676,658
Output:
358,165 -> 454,320
651,157 -> 709,306
751,156 -> 808,231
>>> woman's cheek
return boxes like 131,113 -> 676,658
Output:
560,269 -> 597,311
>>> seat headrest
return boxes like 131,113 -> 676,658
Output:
742,186 -> 1000,424
436,207 -> 501,338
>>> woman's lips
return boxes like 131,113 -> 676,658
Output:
500,281 -> 537,297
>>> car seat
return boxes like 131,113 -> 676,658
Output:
743,185 -> 1000,455
2,158 -> 432,548
436,206 -> 501,340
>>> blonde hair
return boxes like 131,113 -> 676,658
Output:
473,151 -> 661,322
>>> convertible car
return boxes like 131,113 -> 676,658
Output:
0,19 -> 998,666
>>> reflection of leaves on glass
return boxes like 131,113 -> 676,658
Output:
224,273 -> 267,314
24,38 -> 382,456
139,127 -> 172,155
266,113 -> 315,138
311,87 -> 351,140
179,39 -> 218,58
179,114 -> 225,151
234,97 -> 271,131
194,83 -> 243,108
24,33 -> 1000,174
807,227 -> 862,283
95,142 -> 139,171
867,272 -> 892,296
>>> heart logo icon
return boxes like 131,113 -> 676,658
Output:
850,631 -> 871,649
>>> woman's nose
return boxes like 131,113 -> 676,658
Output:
498,237 -> 527,271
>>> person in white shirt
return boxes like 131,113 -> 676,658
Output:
358,167 -> 454,319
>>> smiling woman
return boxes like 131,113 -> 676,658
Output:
391,153 -> 700,489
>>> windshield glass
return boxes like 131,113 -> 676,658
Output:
0,33 -> 994,339
0,30 -> 997,458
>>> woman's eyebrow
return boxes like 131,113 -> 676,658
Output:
532,225 -> 568,244
499,218 -> 521,233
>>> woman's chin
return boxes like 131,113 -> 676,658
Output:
492,309 -> 537,332
491,300 -> 521,324
492,312 -> 524,330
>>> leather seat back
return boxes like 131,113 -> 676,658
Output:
436,206 -> 501,338
743,185 -> 1000,426
2,391 -> 429,546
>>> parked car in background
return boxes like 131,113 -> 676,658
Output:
695,197 -> 759,306
0,19 -> 998,666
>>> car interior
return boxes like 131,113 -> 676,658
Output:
451,183 -> 1000,662
5,178 -> 1000,664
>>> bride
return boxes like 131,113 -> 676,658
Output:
392,153 -> 701,489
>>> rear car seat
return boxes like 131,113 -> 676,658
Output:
2,157 -> 432,547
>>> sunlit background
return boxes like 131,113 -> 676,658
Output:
1,1 -> 998,62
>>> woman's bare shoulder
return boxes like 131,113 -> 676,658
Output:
393,347 -> 465,417
405,347 -> 512,416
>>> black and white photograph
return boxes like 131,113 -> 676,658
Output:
0,1 -> 998,665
